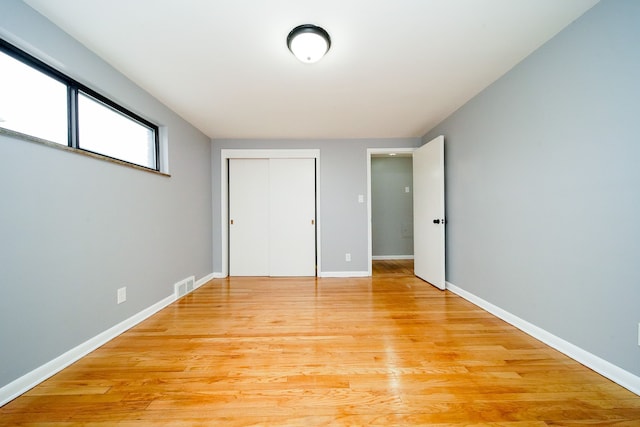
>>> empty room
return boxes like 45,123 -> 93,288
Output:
1,0 -> 639,425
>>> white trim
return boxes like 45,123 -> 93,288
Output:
0,295 -> 173,406
372,255 -> 414,260
221,149 -> 320,159
366,148 -> 416,276
446,281 -> 640,396
195,273 -> 216,288
318,271 -> 370,278
211,272 -> 227,279
0,272 -> 215,406
220,149 -> 321,278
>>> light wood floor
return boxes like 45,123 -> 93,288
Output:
2,261 -> 639,425
372,259 -> 414,276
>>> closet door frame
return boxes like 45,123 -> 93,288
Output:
220,149 -> 321,278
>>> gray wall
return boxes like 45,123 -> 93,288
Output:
211,138 -> 421,274
371,157 -> 413,257
0,1 -> 212,388
424,0 -> 640,376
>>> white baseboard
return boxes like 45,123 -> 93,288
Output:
0,272 -> 214,407
318,271 -> 370,278
445,281 -> 640,396
211,272 -> 226,279
372,255 -> 414,260
195,273 -> 216,288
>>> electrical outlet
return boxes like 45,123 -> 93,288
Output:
345,253 -> 351,262
117,287 -> 127,304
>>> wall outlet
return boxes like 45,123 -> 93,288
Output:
345,253 -> 351,262
117,287 -> 127,304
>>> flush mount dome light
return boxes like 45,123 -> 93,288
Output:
287,24 -> 331,63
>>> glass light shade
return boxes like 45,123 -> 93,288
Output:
287,25 -> 331,63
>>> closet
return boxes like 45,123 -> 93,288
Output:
229,158 -> 316,276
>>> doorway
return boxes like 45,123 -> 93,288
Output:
367,148 -> 415,276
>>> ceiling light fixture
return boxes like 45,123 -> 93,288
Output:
287,24 -> 331,63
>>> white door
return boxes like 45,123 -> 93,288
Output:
269,158 -> 316,276
229,158 -> 316,276
413,135 -> 446,289
229,159 -> 270,276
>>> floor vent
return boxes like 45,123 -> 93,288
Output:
174,276 -> 196,299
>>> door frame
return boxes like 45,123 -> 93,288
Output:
366,147 -> 416,276
220,149 -> 321,278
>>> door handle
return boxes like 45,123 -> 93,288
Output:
433,219 -> 445,224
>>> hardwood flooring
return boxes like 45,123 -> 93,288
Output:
372,259 -> 414,276
2,262 -> 639,425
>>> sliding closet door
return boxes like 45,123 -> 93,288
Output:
229,159 -> 270,276
269,158 -> 316,276
229,157 -> 316,276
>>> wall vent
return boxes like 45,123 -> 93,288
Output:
174,276 -> 196,299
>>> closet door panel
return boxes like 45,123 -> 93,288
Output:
229,159 -> 270,276
269,158 -> 316,276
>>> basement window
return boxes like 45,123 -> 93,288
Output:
0,39 -> 160,171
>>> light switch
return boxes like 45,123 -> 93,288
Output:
358,194 -> 364,203
117,287 -> 126,304
405,186 -> 410,193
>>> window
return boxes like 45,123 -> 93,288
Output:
78,92 -> 157,169
0,39 -> 160,171
0,50 -> 67,145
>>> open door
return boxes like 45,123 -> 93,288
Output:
413,135 -> 445,290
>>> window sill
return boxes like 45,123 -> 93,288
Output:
0,128 -> 171,177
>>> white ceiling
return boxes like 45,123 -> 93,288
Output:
22,0 -> 598,140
